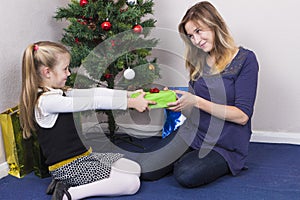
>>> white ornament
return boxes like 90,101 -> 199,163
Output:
126,0 -> 137,6
124,68 -> 135,80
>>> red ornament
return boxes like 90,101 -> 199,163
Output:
80,0 -> 88,7
104,74 -> 113,79
149,88 -> 160,93
132,24 -> 143,33
101,21 -> 112,31
111,40 -> 115,47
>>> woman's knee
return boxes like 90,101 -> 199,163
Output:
174,163 -> 197,188
174,150 -> 230,188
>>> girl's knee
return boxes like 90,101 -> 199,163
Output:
111,158 -> 141,195
123,175 -> 140,195
112,158 -> 141,177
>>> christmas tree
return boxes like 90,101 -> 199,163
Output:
54,0 -> 160,135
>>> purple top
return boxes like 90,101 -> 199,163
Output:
179,47 -> 259,175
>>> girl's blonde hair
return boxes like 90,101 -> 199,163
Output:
178,1 -> 237,80
19,41 -> 70,138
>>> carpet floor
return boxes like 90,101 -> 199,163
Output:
1,142 -> 300,200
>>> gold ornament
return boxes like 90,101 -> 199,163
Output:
88,22 -> 96,30
148,64 -> 155,70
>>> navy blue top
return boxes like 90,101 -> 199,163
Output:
179,47 -> 259,175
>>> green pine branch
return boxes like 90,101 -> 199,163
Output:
54,0 -> 160,133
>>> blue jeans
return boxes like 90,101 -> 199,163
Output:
174,148 -> 229,187
133,131 -> 229,187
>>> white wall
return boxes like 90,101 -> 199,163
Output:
209,0 -> 300,135
0,0 -> 69,112
153,0 -> 300,142
1,0 -> 300,177
0,0 -> 69,178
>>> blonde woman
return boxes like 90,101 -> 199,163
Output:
140,1 -> 259,188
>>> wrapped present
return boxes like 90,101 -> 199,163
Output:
162,109 -> 186,138
0,106 -> 34,178
115,108 -> 165,138
131,90 -> 177,109
0,106 -> 50,178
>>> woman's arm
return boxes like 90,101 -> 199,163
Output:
168,51 -> 259,125
195,95 -> 249,125
167,91 -> 248,125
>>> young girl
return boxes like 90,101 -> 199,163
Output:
19,41 -> 155,200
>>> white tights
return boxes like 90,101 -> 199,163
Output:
63,158 -> 141,200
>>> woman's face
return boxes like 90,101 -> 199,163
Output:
184,20 -> 214,53
48,53 -> 71,88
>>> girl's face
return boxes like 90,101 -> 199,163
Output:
185,20 -> 214,53
48,53 -> 71,89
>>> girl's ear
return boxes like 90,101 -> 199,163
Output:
40,66 -> 51,79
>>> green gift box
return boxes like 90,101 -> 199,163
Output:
131,90 -> 177,109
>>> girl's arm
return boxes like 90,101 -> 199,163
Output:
38,88 -> 155,114
38,92 -> 127,114
65,87 -> 126,97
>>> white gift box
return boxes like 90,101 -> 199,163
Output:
115,109 -> 165,138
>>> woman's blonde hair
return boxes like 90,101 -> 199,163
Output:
178,1 -> 237,80
19,41 -> 70,138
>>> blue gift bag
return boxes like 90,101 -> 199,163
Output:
162,109 -> 185,138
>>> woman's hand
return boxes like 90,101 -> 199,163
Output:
127,91 -> 156,112
167,90 -> 198,112
167,90 -> 249,125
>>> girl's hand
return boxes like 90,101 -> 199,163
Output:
167,90 -> 197,112
127,89 -> 143,97
128,91 -> 156,112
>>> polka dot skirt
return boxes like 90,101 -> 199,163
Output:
50,152 -> 123,187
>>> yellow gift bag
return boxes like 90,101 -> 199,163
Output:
32,131 -> 50,178
0,106 -> 34,178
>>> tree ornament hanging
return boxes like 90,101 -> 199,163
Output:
88,22 -> 96,30
101,20 -> 112,31
104,73 -> 113,79
124,67 -> 135,80
126,0 -> 137,7
80,0 -> 88,7
148,64 -> 155,70
120,7 -> 128,13
111,40 -> 115,47
132,24 -> 143,33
